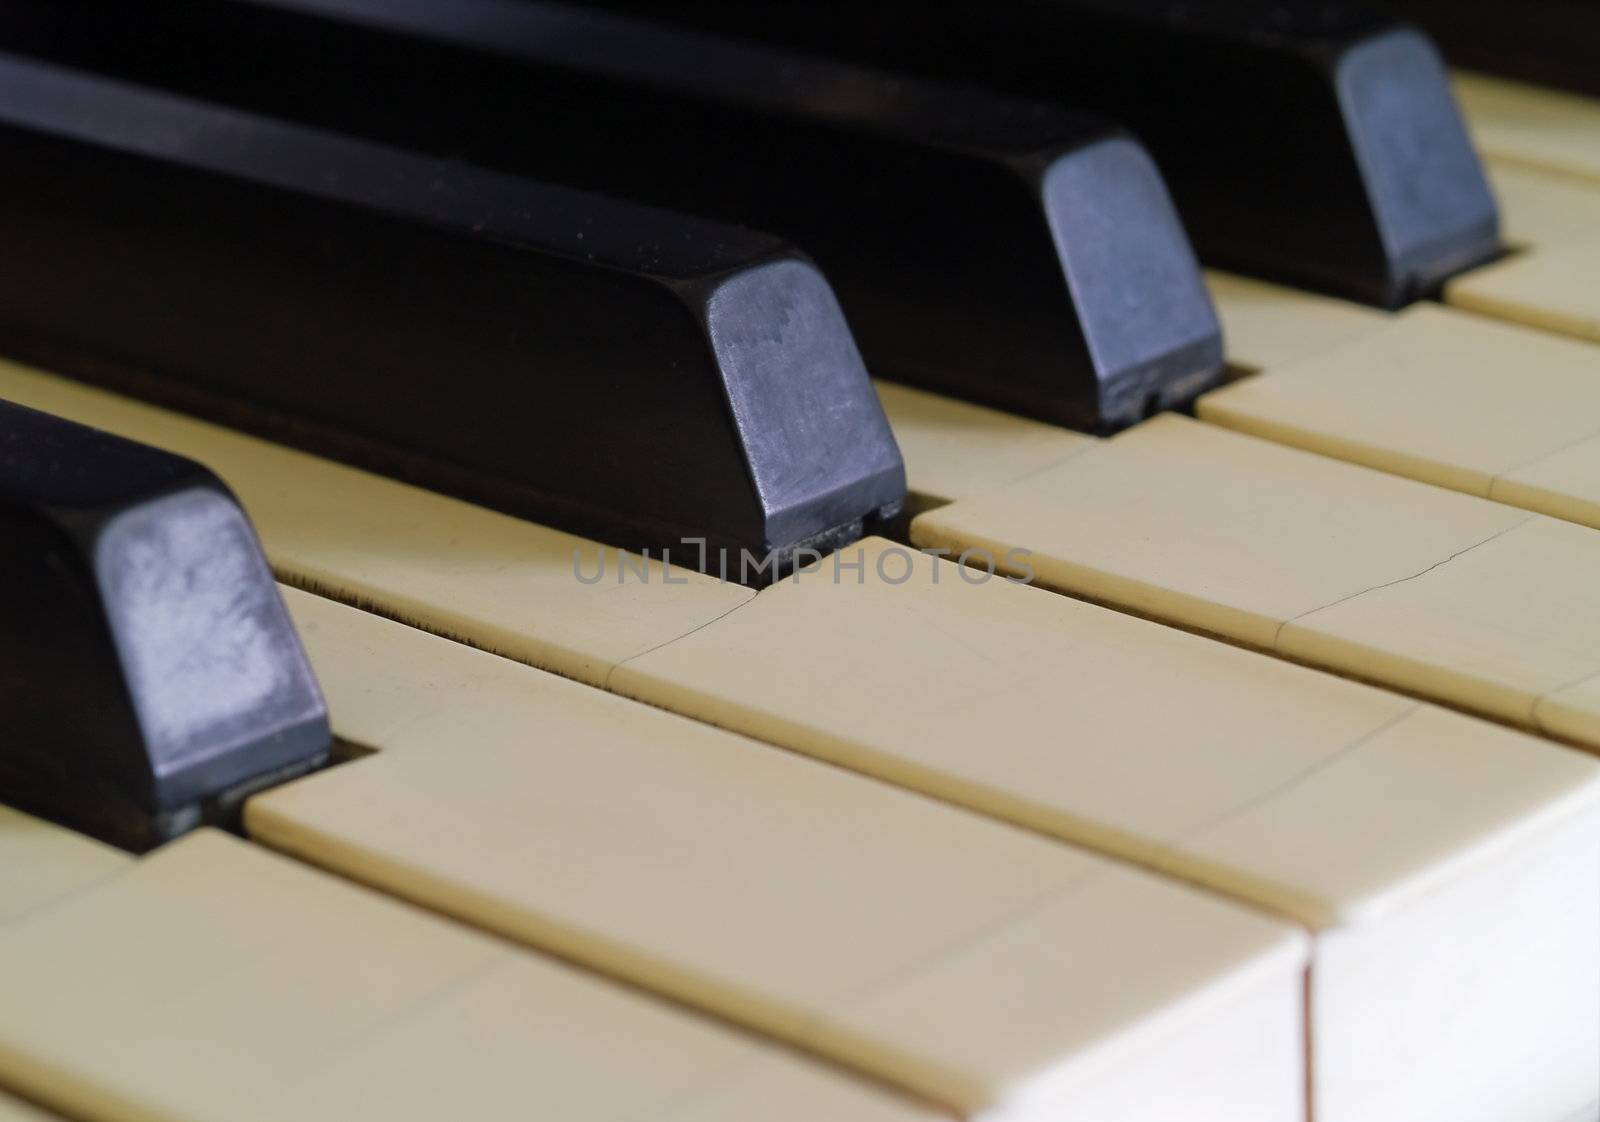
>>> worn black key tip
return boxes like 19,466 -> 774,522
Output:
687,252 -> 907,561
0,400 -> 331,850
1332,23 -> 1502,303
1038,131 -> 1224,429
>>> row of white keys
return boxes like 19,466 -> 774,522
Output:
1196,154 -> 1600,531
0,817 -> 938,1122
1444,74 -> 1600,343
266,578 -> 1598,1122
1453,72 -> 1600,185
6,360 -> 1599,1118
1445,161 -> 1600,343
1198,299 -> 1600,528
258,587 -> 1306,1122
913,411 -> 1600,747
892,285 -> 1600,748
1196,88 -> 1600,528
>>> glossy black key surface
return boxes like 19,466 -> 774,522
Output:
0,0 -> 1223,430
0,53 -> 904,570
0,400 -> 330,851
579,0 -> 1502,309
1366,1 -> 1600,98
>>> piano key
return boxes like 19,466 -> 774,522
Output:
913,414 -> 1600,750
586,0 -> 1499,307
1488,442 -> 1600,554
1447,235 -> 1600,345
0,53 -> 903,568
1199,303 -> 1600,525
255,588 -> 1308,1121
0,358 -> 754,689
1441,151 -> 1600,346
0,830 -> 940,1122
264,578 -> 1598,1122
0,400 -> 330,851
1205,271 -> 1389,375
0,804 -> 129,925
1454,71 -> 1600,184
0,0 -> 1224,431
871,380 -> 1094,510
1483,160 -> 1600,248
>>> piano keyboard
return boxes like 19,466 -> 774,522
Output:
1,4 -> 1598,1122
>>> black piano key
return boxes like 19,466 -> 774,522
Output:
0,53 -> 904,570
0,399 -> 330,851
1365,1 -> 1600,98
574,0 -> 1502,309
0,0 -> 1225,430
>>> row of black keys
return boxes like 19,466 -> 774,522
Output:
0,0 -> 1503,571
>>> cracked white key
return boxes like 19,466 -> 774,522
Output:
0,830 -> 940,1122
260,581 -> 1596,1122
1198,303 -> 1600,527
912,414 -> 1600,750
251,588 -> 1307,1122
0,357 -> 751,689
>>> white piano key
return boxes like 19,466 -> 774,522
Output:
265,580 -> 1594,1122
1448,234 -> 1600,345
872,379 -> 1092,507
911,414 -> 1600,752
252,588 -> 1307,1121
0,830 -> 940,1122
1454,71 -> 1600,184
1198,303 -> 1600,524
1484,160 -> 1600,249
1440,158 -> 1600,347
0,805 -> 129,925
1205,271 -> 1388,375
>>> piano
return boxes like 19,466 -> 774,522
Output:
0,4 -> 1596,1121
